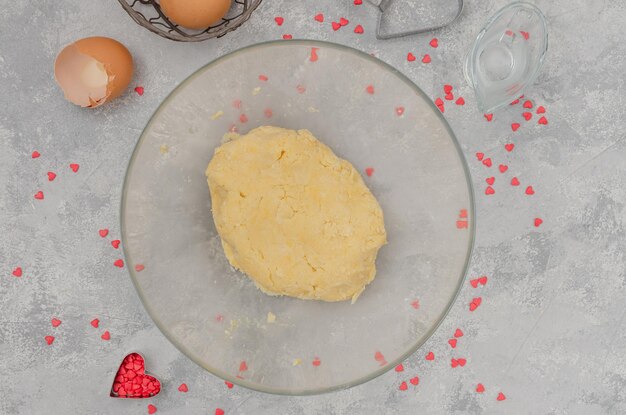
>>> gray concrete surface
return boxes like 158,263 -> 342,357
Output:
1,0 -> 625,414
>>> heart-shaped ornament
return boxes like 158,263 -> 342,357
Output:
110,353 -> 161,398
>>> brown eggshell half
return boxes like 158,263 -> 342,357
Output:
54,37 -> 133,108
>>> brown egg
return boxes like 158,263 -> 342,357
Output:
54,37 -> 133,108
159,0 -> 232,30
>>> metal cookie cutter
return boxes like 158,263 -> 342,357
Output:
368,0 -> 464,39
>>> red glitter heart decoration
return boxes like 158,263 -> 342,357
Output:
110,353 -> 161,398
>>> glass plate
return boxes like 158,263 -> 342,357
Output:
121,40 -> 474,395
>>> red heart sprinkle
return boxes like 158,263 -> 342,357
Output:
134,86 -> 144,96
522,112 -> 532,121
399,381 -> 408,391
476,152 -> 484,161
484,113 -> 493,121
314,13 -> 324,22
510,98 -> 520,105
239,114 -> 248,123
51,318 -> 62,328
445,93 -> 454,101
178,383 -> 188,392
47,171 -> 57,181
12,267 -> 22,277
258,74 -> 268,81
538,116 -> 548,125
458,358 -> 466,366
525,186 -> 535,195
459,209 -> 467,218
511,123 -> 520,132
339,17 -> 349,26
407,52 -> 416,62
91,318 -> 99,328
395,364 -> 404,372
232,99 -> 242,109
101,330 -> 111,340
470,279 -> 479,288
225,381 -> 234,389
536,106 -> 546,114
374,350 -> 386,364
454,328 -> 463,338
310,47 -> 319,62
365,167 -> 374,177
435,97 -> 444,107
448,339 -> 457,348
114,259 -> 124,268
443,84 -> 453,94
410,299 -> 419,309
455,97 -> 465,105
34,191 -> 44,200
451,359 -> 459,368
504,143 -> 514,152
429,38 -> 438,48
239,361 -> 248,372
45,335 -> 55,345
99,229 -> 109,237
486,177 -> 495,185
296,84 -> 306,94
264,108 -> 273,118
534,217 -> 543,227
395,106 -> 405,116
312,357 -> 321,366
410,376 -> 419,386
354,24 -> 364,34
499,164 -> 508,173
111,240 -> 121,249
511,177 -> 520,186
422,54 -> 431,63
497,392 -> 506,401
520,30 -> 530,39
332,22 -> 341,31
478,276 -> 488,285
354,0 -> 363,4
274,16 -> 284,26
148,404 -> 157,414
215,409 -> 225,415
425,352 -> 434,360
32,150 -> 41,158
135,264 -> 145,272
366,85 -> 375,94
436,104 -> 444,113
282,34 -> 292,40
456,220 -> 468,229
523,100 -> 533,109
485,186 -> 495,195
476,383 -> 485,393
482,158 -> 492,167
469,297 -> 482,311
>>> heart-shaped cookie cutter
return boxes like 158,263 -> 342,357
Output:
110,352 -> 162,399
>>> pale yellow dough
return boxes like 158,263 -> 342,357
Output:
206,126 -> 387,302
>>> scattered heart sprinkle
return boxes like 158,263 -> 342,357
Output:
47,171 -> 57,181
45,335 -> 55,345
534,217 -> 543,227
99,229 -> 109,237
486,177 -> 495,185
215,409 -> 225,415
314,13 -> 324,23
523,100 -> 533,109
511,123 -> 520,132
70,163 -> 79,173
448,338 -> 457,348
395,364 -> 404,372
274,16 -> 284,26
12,267 -> 22,277
34,191 -> 44,200
354,24 -> 364,34
51,318 -> 62,328
483,158 -> 492,167
455,97 -> 465,105
365,167 -> 374,177
476,383 -> 485,393
135,264 -> 145,272
422,54 -> 431,63
485,186 -> 495,195
366,85 -> 375,94
469,297 -> 482,311
476,152 -> 484,161
499,164 -> 508,173
148,404 -> 157,414
536,106 -> 546,114
429,38 -> 438,48
225,381 -> 234,389
114,259 -> 124,268
101,330 -> 111,341
332,21 -> 341,31
310,47 -> 319,62
111,240 -> 121,249
410,376 -> 419,386
339,17 -> 349,26
505,143 -> 514,152
484,113 -> 493,122
282,34 -> 292,40
91,318 -> 99,328
399,381 -> 408,391
134,86 -> 144,96
407,52 -> 416,62
538,116 -> 548,125
395,106 -> 405,116
523,112 -> 532,121
497,392 -> 506,401
312,357 -> 321,366
178,383 -> 188,393
454,328 -> 463,338
525,186 -> 535,195
425,351 -> 435,360
511,177 -> 520,186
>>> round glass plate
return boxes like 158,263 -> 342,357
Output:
121,40 -> 474,395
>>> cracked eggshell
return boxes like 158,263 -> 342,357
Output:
54,36 -> 133,108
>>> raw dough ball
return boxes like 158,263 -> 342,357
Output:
206,126 -> 387,302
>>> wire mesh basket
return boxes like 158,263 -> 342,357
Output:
117,0 -> 263,42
